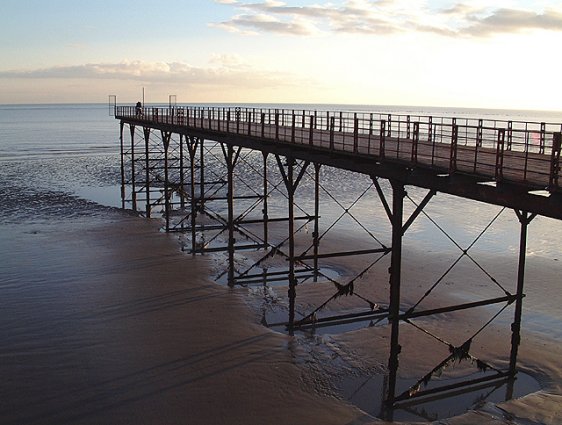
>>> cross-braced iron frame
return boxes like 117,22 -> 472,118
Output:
118,116 -> 539,416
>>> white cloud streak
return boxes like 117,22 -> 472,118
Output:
462,8 -> 562,36
0,58 -> 315,103
211,0 -> 562,37
0,60 -> 292,89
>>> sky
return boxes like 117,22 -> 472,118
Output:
1,0 -> 562,110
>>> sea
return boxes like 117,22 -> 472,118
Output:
3,102 -> 559,254
1,103 -> 561,423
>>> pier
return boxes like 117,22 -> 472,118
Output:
114,104 -> 561,416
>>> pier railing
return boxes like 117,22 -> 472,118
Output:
116,106 -> 562,191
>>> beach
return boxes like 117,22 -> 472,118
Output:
0,203 -> 562,424
1,104 -> 561,424
1,202 -> 561,424
0,210 -> 369,424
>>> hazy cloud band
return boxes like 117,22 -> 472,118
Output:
0,60 -> 294,89
211,0 -> 562,37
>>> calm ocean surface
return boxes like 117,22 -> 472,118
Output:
0,102 -> 559,195
1,103 -> 561,160
1,102 -> 561,252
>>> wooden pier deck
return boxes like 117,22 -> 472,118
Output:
116,106 -> 562,220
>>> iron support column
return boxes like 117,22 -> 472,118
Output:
226,144 -> 236,286
129,124 -> 137,211
162,131 -> 171,232
200,139 -> 205,212
188,137 -> 198,254
261,152 -> 269,287
509,210 -> 534,375
262,152 -> 269,247
387,179 -> 405,406
313,163 -> 321,281
119,121 -> 125,209
143,127 -> 151,218
179,133 -> 185,211
287,157 -> 297,331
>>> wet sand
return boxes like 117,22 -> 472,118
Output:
0,212 -> 368,425
1,209 -> 561,424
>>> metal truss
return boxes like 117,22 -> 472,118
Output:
119,119 -> 537,418
378,182 -> 535,419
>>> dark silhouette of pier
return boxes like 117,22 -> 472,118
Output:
114,104 -> 561,418
117,105 -> 562,218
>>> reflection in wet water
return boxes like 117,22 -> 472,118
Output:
257,299 -> 542,422
338,370 -> 540,422
215,265 -> 343,287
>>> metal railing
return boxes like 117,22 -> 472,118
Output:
116,105 -> 562,191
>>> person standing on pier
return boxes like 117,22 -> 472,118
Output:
135,101 -> 142,116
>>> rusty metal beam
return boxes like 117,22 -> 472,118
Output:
509,210 -> 535,376
401,295 -> 516,320
119,121 -> 125,209
402,189 -> 436,235
296,247 -> 391,261
129,124 -> 137,211
394,371 -> 511,404
386,179 -> 405,405
143,127 -> 152,217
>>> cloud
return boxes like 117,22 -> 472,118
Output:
212,13 -> 320,35
212,0 -> 405,35
0,58 -> 317,103
212,0 -> 562,37
0,61 -> 175,80
208,53 -> 247,68
462,8 -> 562,36
0,60 -> 294,89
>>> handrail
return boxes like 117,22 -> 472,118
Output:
115,105 -> 562,192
